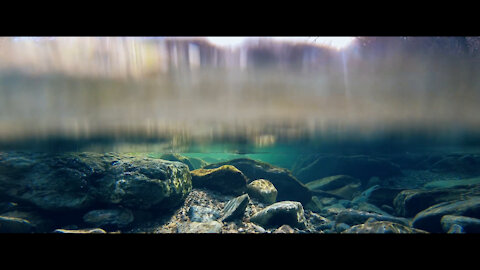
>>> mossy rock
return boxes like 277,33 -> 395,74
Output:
247,179 -> 277,204
159,153 -> 208,170
204,158 -> 311,204
191,165 -> 247,195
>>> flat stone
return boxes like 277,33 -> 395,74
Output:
53,228 -> 107,234
220,194 -> 250,222
249,201 -> 306,229
188,205 -> 221,222
343,221 -> 428,234
335,208 -> 410,226
83,208 -> 134,228
0,215 -> 35,233
177,220 -> 222,233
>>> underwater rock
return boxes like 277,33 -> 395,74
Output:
335,223 -> 351,233
0,210 -> 54,233
423,178 -> 480,189
335,209 -> 410,226
53,228 -> 107,234
189,205 -> 221,222
83,208 -> 134,228
94,155 -> 192,210
204,158 -> 312,204
249,201 -> 306,229
440,215 -> 480,233
159,153 -> 208,170
191,165 -> 247,195
176,220 -> 223,233
412,197 -> 480,233
273,224 -> 295,233
343,221 -> 428,234
0,215 -> 35,233
352,185 -> 405,208
220,194 -> 250,222
306,175 -> 362,201
446,224 -> 465,233
247,179 -> 277,204
292,154 -> 402,183
430,154 -> 480,175
0,152 -> 192,212
393,186 -> 480,217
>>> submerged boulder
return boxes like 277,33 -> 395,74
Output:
249,201 -> 306,229
204,158 -> 311,204
293,154 -> 402,183
335,209 -> 410,226
220,194 -> 250,222
412,197 -> 480,232
393,185 -> 480,217
440,215 -> 480,233
0,152 -> 192,212
191,165 -> 247,195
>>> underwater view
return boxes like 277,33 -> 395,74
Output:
1,36 -> 480,234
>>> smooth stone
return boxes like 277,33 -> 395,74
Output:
352,185 -> 404,207
177,220 -> 222,233
188,205 -> 221,222
0,216 -> 35,233
220,194 -> 250,222
335,223 -> 351,233
273,224 -> 295,233
394,186 -> 480,217
53,228 -> 107,234
305,175 -> 362,200
247,179 -> 277,204
203,158 -> 312,205
343,221 -> 429,234
249,201 -> 306,229
83,208 -> 134,228
335,208 -> 410,226
447,224 -> 465,234
191,165 -> 248,195
412,197 -> 480,232
440,215 -> 480,233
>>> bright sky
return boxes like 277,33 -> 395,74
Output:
205,37 -> 356,50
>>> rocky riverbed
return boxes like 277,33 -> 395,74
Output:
1,151 -> 480,234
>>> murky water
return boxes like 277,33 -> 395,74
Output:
1,37 -> 480,233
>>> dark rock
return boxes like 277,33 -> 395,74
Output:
343,221 -> 428,234
353,185 -> 405,207
393,186 -> 480,217
83,208 -> 134,228
335,223 -> 351,233
0,152 -> 192,212
188,205 -> 221,222
335,208 -> 410,226
430,154 -> 480,175
246,179 -> 277,204
292,154 -> 402,183
440,215 -> 480,233
305,175 -> 362,200
249,201 -> 307,229
204,158 -> 312,204
191,165 -> 247,195
412,197 -> 480,232
0,215 -> 35,233
220,194 -> 250,222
